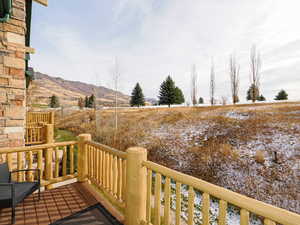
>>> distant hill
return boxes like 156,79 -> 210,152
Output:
27,72 -> 130,107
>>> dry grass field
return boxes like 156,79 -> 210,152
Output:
56,102 -> 300,214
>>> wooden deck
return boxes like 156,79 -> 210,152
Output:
0,183 -> 107,225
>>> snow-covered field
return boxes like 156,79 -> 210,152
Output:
139,104 -> 300,224
58,101 -> 300,224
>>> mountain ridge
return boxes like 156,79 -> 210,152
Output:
28,72 -> 130,107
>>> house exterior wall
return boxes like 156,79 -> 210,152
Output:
0,0 -> 27,148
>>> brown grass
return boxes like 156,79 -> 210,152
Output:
56,102 -> 300,214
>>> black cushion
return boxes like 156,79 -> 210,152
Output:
0,162 -> 10,183
0,182 -> 39,208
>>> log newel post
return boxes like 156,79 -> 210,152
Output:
45,124 -> 54,189
78,134 -> 92,182
125,147 -> 147,225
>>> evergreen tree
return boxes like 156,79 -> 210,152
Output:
258,95 -> 266,101
174,86 -> 185,104
246,84 -> 259,101
84,96 -> 89,108
130,83 -> 145,107
275,90 -> 288,100
88,94 -> 96,108
158,76 -> 176,107
50,95 -> 60,108
198,97 -> 204,104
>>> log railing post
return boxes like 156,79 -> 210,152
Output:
45,124 -> 54,189
45,124 -> 54,144
125,147 -> 147,225
78,134 -> 91,182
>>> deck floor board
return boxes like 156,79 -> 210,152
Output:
0,183 -> 100,225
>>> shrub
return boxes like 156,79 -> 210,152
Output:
255,150 -> 265,164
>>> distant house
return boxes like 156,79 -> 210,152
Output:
0,0 -> 47,148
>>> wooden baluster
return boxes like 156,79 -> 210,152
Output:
202,193 -> 210,225
17,152 -> 23,182
62,146 -> 67,176
187,186 -> 195,225
240,209 -> 249,225
27,151 -> 33,181
103,152 -> 107,189
113,156 -> 118,196
101,150 -> 104,186
154,173 -> 161,225
87,145 -> 90,179
122,159 -> 126,201
6,153 -> 13,171
117,157 -> 122,201
164,177 -> 171,225
30,127 -> 33,143
37,127 -> 40,142
146,169 -> 152,222
25,128 -> 28,143
109,154 -> 113,193
264,219 -> 276,225
92,146 -> 95,181
37,150 -> 43,179
176,182 -> 181,225
107,153 -> 111,191
219,200 -> 227,225
70,145 -> 74,174
96,148 -> 100,185
94,147 -> 97,182
55,147 -> 59,178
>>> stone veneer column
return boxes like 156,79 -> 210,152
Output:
0,0 -> 27,148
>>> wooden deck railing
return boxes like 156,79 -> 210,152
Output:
141,161 -> 300,225
0,141 -> 78,187
25,111 -> 55,145
1,134 -> 299,225
26,111 -> 55,125
85,140 -> 127,210
25,125 -> 46,145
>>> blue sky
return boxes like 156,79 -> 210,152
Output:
30,0 -> 300,102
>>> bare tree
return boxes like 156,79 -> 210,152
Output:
229,54 -> 240,104
210,62 -> 216,106
111,58 -> 121,145
190,64 -> 198,105
249,45 -> 261,102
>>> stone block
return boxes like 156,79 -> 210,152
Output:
12,8 -> 26,21
9,78 -> 25,89
8,131 -> 24,139
9,68 -> 24,78
0,64 -> 4,75
0,92 -> 7,103
5,119 -> 24,127
0,77 -> 9,85
3,126 -> 23,134
15,51 -> 25,59
2,23 -> 25,35
3,56 -> 25,69
4,106 -> 25,119
5,32 -> 25,45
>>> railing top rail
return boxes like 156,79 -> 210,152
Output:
0,141 -> 78,154
142,160 -> 300,225
86,140 -> 127,159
